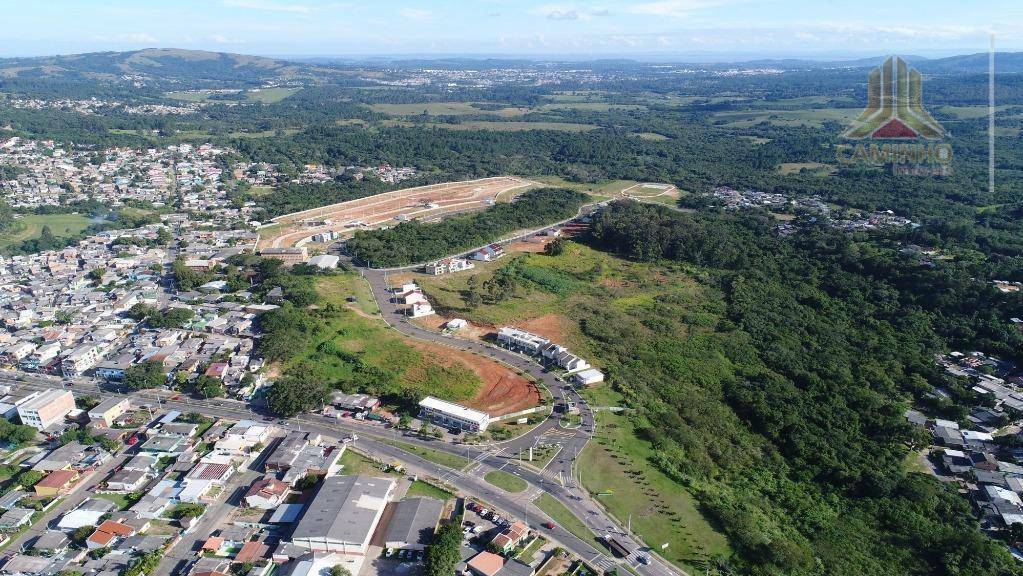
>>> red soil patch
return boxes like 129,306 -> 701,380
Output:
412,341 -> 540,416
507,236 -> 553,254
517,314 -> 571,343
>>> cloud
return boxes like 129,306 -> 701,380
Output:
628,0 -> 720,18
399,8 -> 432,20
536,4 -> 609,21
210,34 -> 243,44
221,0 -> 313,14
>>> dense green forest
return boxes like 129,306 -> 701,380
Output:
583,201 -> 1021,575
345,188 -> 588,267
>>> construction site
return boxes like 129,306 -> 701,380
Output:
258,176 -> 536,249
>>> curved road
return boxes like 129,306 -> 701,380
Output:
0,261 -> 683,576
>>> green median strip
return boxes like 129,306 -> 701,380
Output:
535,493 -> 602,550
380,438 -> 470,470
484,470 -> 528,493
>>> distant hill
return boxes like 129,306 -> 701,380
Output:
697,52 -> 1023,74
0,48 -> 349,86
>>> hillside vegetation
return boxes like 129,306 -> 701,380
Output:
346,187 -> 587,267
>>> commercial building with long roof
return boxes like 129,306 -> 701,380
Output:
290,475 -> 395,555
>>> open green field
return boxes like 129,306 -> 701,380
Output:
247,87 -> 300,103
535,493 -> 601,550
0,213 -> 92,251
277,275 -> 481,404
713,108 -> 859,128
581,410 -> 731,571
315,272 -> 380,317
384,120 -> 598,133
165,87 -> 298,103
407,479 -> 453,500
340,448 -> 397,476
777,161 -> 837,176
370,102 -> 529,117
484,470 -> 528,493
380,438 -> 470,470
417,240 -> 701,347
634,132 -> 669,141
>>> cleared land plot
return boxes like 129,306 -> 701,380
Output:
580,406 -> 731,571
370,102 -> 528,117
316,274 -> 536,415
713,108 -> 859,128
0,213 -> 92,251
263,176 -> 536,248
165,87 -> 298,103
777,162 -> 837,176
484,470 -> 528,493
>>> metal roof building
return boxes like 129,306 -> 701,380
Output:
384,497 -> 444,550
419,396 -> 491,432
290,475 -> 395,554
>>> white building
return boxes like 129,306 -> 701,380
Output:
291,475 -> 395,556
62,344 -> 103,377
497,327 -> 550,355
418,396 -> 490,432
572,368 -> 605,386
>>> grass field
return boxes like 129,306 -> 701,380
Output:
0,213 -> 93,251
383,120 -> 598,133
777,161 -> 837,176
535,493 -> 601,550
634,132 -> 669,141
713,108 -> 858,128
284,275 -> 479,403
247,87 -> 300,103
407,479 -> 454,500
380,438 -> 470,470
580,410 -> 731,570
484,470 -> 528,493
340,449 -> 397,476
165,87 -> 298,103
370,102 -> 528,117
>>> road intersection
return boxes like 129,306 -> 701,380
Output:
0,259 -> 684,576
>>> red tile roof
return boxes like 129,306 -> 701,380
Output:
36,469 -> 78,489
234,540 -> 269,563
468,551 -> 505,576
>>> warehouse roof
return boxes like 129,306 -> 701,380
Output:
291,475 -> 393,545
419,396 -> 489,423
385,497 -> 444,546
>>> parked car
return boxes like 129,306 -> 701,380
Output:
542,521 -> 556,530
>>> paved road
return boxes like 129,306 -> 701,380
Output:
360,268 -> 680,576
2,450 -> 128,554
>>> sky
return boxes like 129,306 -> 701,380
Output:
0,0 -> 1021,60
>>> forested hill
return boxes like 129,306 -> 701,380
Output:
0,48 -> 348,86
582,200 -> 1022,575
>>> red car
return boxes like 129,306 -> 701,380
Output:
542,522 -> 555,530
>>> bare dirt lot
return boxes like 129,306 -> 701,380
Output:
409,340 -> 540,416
260,176 -> 535,248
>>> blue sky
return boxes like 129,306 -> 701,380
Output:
1,0 -> 1020,59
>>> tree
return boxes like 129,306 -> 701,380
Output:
545,237 -> 566,256
266,376 -> 328,417
123,360 -> 166,390
424,522 -> 462,576
195,376 -> 225,399
87,267 -> 106,283
18,469 -> 44,488
0,419 -> 37,447
329,566 -> 352,576
70,525 -> 93,546
169,502 -> 206,520
54,309 -> 75,324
